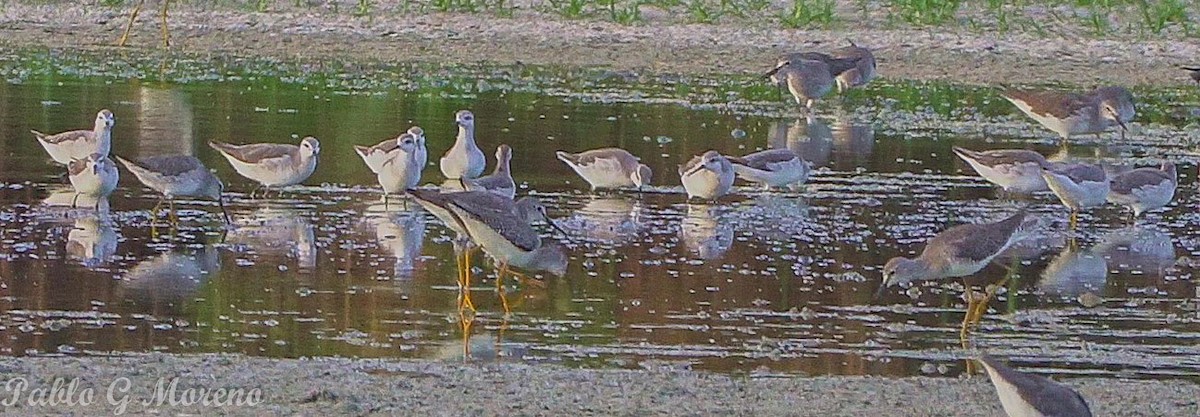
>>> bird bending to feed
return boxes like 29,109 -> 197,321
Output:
978,355 -> 1093,417
409,189 -> 569,304
440,110 -> 486,186
467,145 -> 516,199
209,136 -> 320,198
67,153 -> 120,209
776,39 -> 876,95
33,109 -> 115,165
1001,86 -> 1135,142
679,150 -> 735,200
1040,163 -> 1109,228
765,59 -> 835,112
1182,66 -> 1200,84
1107,161 -> 1176,219
354,133 -> 422,206
556,147 -> 652,191
115,155 -> 229,224
952,147 -> 1053,194
729,149 -> 810,188
879,210 -> 1033,291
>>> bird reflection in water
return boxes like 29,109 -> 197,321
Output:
680,203 -> 734,261
225,208 -> 317,270
768,116 -> 832,168
367,211 -> 427,279
562,196 -> 644,246
66,214 -> 119,268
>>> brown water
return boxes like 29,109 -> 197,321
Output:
0,55 -> 1197,380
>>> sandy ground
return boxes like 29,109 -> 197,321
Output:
1,3 -> 1199,416
0,2 -> 1198,87
0,354 -> 1193,416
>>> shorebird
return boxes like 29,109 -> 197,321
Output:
410,189 -> 568,310
32,109 -> 115,165
440,110 -> 486,186
117,0 -> 171,48
879,210 -> 1032,292
953,147 -> 1053,193
777,40 -> 876,95
354,133 -> 421,206
467,144 -> 516,199
209,136 -> 320,198
1040,163 -> 1110,228
115,155 -> 229,224
1001,86 -> 1135,142
729,149 -> 810,188
1107,161 -> 1176,219
556,147 -> 652,191
977,356 -> 1093,417
67,153 -> 120,209
765,59 -> 835,112
410,189 -> 566,280
829,40 -> 877,93
879,210 -> 1036,336
679,150 -> 735,200
409,126 -> 428,172
1181,66 -> 1200,84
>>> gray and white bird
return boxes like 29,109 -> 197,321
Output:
765,59 -> 835,112
1001,86 -> 1135,142
355,133 -> 422,204
33,109 -> 115,164
67,153 -> 120,209
467,144 -> 516,199
209,136 -> 320,197
1107,161 -> 1176,218
879,210 -> 1033,291
1040,163 -> 1110,227
115,155 -> 229,223
440,110 -> 486,183
410,189 -> 569,279
408,126 -> 428,171
679,150 -> 735,200
978,356 -> 1093,417
729,149 -> 810,188
556,147 -> 652,191
777,40 -> 876,94
953,147 -> 1053,193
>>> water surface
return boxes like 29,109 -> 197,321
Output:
0,52 -> 1197,380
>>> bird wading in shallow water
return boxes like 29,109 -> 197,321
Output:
209,136 -> 321,199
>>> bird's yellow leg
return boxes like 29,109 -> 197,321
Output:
159,0 -> 171,48
168,199 -> 179,229
457,303 -> 474,362
459,248 -> 476,312
118,0 -> 145,47
1069,210 -> 1079,231
960,285 -> 976,341
497,263 -> 511,315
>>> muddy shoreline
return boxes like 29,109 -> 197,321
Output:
1,3 -> 1198,87
0,354 -> 1193,415
1,2 -> 1199,416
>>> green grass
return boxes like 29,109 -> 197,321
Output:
1136,0 -> 1189,34
779,0 -> 836,28
547,0 -> 591,18
888,0 -> 961,26
687,0 -> 721,24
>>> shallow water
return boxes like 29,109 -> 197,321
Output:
0,52 -> 1197,381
